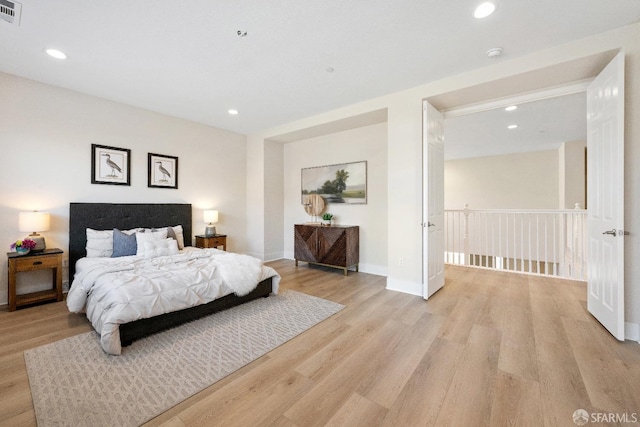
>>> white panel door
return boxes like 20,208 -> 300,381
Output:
587,52 -> 625,340
423,101 -> 445,299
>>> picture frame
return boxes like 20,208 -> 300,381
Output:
301,160 -> 367,204
148,152 -> 178,189
91,144 -> 131,186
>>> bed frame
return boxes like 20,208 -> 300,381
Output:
68,202 -> 272,347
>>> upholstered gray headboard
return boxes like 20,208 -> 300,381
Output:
69,203 -> 192,283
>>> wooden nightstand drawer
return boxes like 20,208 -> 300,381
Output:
195,235 -> 227,250
14,254 -> 60,272
206,236 -> 225,247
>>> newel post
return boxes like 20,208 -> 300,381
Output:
463,203 -> 470,266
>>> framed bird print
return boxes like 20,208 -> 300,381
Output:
91,144 -> 131,185
148,152 -> 178,189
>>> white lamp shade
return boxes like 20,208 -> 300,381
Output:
203,210 -> 219,224
19,211 -> 50,232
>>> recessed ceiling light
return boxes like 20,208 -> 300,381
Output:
505,105 -> 517,111
45,49 -> 67,59
325,66 -> 335,73
474,2 -> 496,18
228,109 -> 239,115
508,124 -> 518,129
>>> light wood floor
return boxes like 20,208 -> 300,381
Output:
1,260 -> 639,426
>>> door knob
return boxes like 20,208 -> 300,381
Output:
602,229 -> 617,236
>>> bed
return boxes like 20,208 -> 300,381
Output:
67,203 -> 279,355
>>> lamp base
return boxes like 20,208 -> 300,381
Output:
205,226 -> 217,237
28,235 -> 46,252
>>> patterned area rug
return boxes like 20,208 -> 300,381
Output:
24,290 -> 344,427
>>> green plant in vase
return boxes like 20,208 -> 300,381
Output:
321,213 -> 334,226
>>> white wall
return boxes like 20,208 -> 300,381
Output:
0,72 -> 248,304
245,136 -> 266,260
559,140 -> 587,209
283,123 -> 388,275
445,150 -> 560,210
244,138 -> 285,261
264,140 -> 284,261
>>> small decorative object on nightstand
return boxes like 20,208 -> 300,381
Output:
203,210 -> 218,237
7,248 -> 63,311
10,238 -> 37,256
195,234 -> 227,251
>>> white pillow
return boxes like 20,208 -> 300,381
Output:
86,228 -> 139,258
143,238 -> 179,259
143,225 -> 185,250
86,228 -> 113,258
136,229 -> 169,256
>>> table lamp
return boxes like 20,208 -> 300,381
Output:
19,211 -> 50,251
203,210 -> 218,237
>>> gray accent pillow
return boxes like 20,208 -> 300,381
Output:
167,227 -> 177,241
112,228 -> 137,257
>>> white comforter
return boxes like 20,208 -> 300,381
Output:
67,248 -> 280,355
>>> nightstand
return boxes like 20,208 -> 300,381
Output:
195,235 -> 227,251
7,248 -> 63,311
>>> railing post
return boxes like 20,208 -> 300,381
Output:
463,204 -> 470,266
574,202 -> 585,280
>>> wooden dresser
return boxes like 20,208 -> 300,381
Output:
294,224 -> 359,275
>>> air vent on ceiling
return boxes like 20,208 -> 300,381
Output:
0,0 -> 22,25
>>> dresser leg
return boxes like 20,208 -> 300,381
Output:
295,259 -> 298,267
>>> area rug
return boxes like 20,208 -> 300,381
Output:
24,290 -> 344,427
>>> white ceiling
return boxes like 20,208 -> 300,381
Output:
1,1 -> 639,135
444,91 -> 587,160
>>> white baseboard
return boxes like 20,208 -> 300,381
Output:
625,321 -> 640,343
264,252 -> 284,262
281,255 -> 386,276
386,276 -> 422,297
357,263 -> 388,276
242,251 -> 284,262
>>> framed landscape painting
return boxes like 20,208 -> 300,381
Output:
148,153 -> 178,189
301,161 -> 367,204
91,144 -> 131,186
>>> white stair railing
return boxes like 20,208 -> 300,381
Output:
444,205 -> 587,281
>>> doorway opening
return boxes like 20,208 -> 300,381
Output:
422,50 -> 626,340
